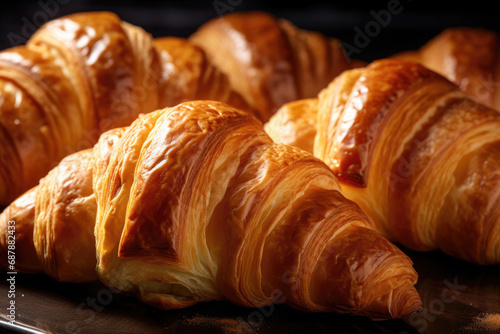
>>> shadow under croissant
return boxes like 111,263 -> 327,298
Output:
1,239 -> 499,334
3,247 -> 498,334
0,272 -> 419,334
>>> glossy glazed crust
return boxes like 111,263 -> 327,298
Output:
0,100 -> 421,319
269,59 -> 500,264
0,11 -> 161,205
395,27 -> 500,111
190,11 -> 361,122
154,37 -> 252,115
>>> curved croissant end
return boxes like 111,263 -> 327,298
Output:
264,98 -> 318,154
0,188 -> 41,274
93,100 -> 420,318
0,127 -> 125,282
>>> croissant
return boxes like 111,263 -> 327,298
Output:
0,100 -> 421,319
0,12 -> 160,206
266,59 -> 500,265
0,11 -> 361,206
189,11 -> 363,122
394,27 -> 500,111
0,12 -> 251,206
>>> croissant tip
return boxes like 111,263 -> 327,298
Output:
359,279 -> 422,320
393,285 -> 423,319
406,302 -> 424,316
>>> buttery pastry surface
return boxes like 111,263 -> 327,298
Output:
0,100 -> 421,319
0,12 -> 161,205
190,11 -> 361,121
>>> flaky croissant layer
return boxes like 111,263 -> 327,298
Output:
266,59 -> 500,265
1,101 -> 421,319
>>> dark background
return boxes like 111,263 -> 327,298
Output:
1,0 -> 499,62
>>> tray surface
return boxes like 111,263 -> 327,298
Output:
1,247 -> 499,334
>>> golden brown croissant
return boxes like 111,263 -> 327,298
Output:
0,11 -> 361,206
266,59 -> 500,265
394,27 -> 500,111
0,12 -> 250,207
190,11 -> 362,122
0,100 -> 421,319
0,11 -> 160,206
